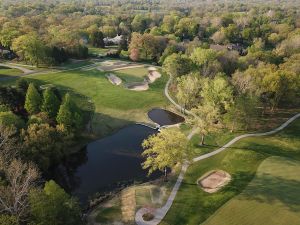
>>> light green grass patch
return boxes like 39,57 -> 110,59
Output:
161,119 -> 300,225
0,66 -> 23,78
115,66 -> 149,83
203,156 -> 300,225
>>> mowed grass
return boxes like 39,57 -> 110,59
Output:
202,156 -> 300,225
115,66 -> 149,83
0,66 -> 23,78
24,67 -> 168,135
160,118 -> 300,225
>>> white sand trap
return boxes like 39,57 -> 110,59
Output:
198,170 -> 231,193
147,70 -> 161,83
127,81 -> 149,91
106,73 -> 122,85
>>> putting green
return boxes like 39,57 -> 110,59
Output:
203,156 -> 300,225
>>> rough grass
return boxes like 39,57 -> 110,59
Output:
202,156 -> 300,225
0,66 -> 23,78
160,118 -> 300,225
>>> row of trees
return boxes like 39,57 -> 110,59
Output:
0,79 -> 85,224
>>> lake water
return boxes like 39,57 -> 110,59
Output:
54,124 -> 159,205
54,108 -> 184,206
148,108 -> 185,126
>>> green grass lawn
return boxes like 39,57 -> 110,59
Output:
115,66 -> 149,83
23,67 -> 168,136
160,118 -> 300,225
202,156 -> 300,225
0,66 -> 23,78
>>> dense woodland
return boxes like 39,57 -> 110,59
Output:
0,0 -> 300,224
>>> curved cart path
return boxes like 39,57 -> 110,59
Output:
136,75 -> 300,225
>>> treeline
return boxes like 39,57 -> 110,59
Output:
1,0 -> 299,66
0,79 -> 85,224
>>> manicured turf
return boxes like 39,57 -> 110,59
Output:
160,118 -> 300,225
0,66 -> 23,78
202,156 -> 300,225
115,66 -> 149,83
24,67 -> 168,135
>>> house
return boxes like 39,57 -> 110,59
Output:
104,35 -> 123,45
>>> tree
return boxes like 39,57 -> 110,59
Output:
41,88 -> 60,118
189,104 -> 220,145
11,34 -> 47,67
175,18 -> 198,40
142,129 -> 189,178
131,14 -> 149,32
56,93 -> 82,131
163,53 -> 193,77
176,73 -> 201,111
190,47 -> 221,77
25,83 -> 42,115
16,78 -> 29,95
29,180 -> 82,225
0,215 -> 18,225
0,111 -> 24,129
0,159 -> 39,221
200,75 -> 234,115
21,123 -> 65,171
90,30 -> 104,48
0,125 -> 20,160
118,35 -> 128,51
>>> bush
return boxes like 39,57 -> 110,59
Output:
142,212 -> 154,221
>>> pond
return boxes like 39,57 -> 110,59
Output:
148,108 -> 185,126
53,124 -> 159,206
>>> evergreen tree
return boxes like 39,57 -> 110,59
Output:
118,35 -> 128,51
41,88 -> 60,118
56,93 -> 82,130
24,83 -> 42,115
90,31 -> 105,48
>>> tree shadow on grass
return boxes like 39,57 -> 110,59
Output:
238,173 -> 300,212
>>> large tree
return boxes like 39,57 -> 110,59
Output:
0,159 -> 39,221
41,88 -> 60,119
11,33 -> 47,67
29,180 -> 82,225
176,73 -> 201,111
24,83 -> 42,115
56,93 -> 82,131
90,30 -> 105,48
163,53 -> 193,77
142,129 -> 189,178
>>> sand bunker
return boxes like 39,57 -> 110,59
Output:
106,73 -> 122,85
198,170 -> 231,193
126,81 -> 149,91
147,67 -> 161,83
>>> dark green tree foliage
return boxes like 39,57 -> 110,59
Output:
0,86 -> 26,114
16,78 -> 29,95
118,35 -> 128,51
56,93 -> 82,130
24,83 -> 42,115
29,180 -> 82,225
52,46 -> 68,64
41,88 -> 60,118
90,31 -> 105,48
67,45 -> 88,59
